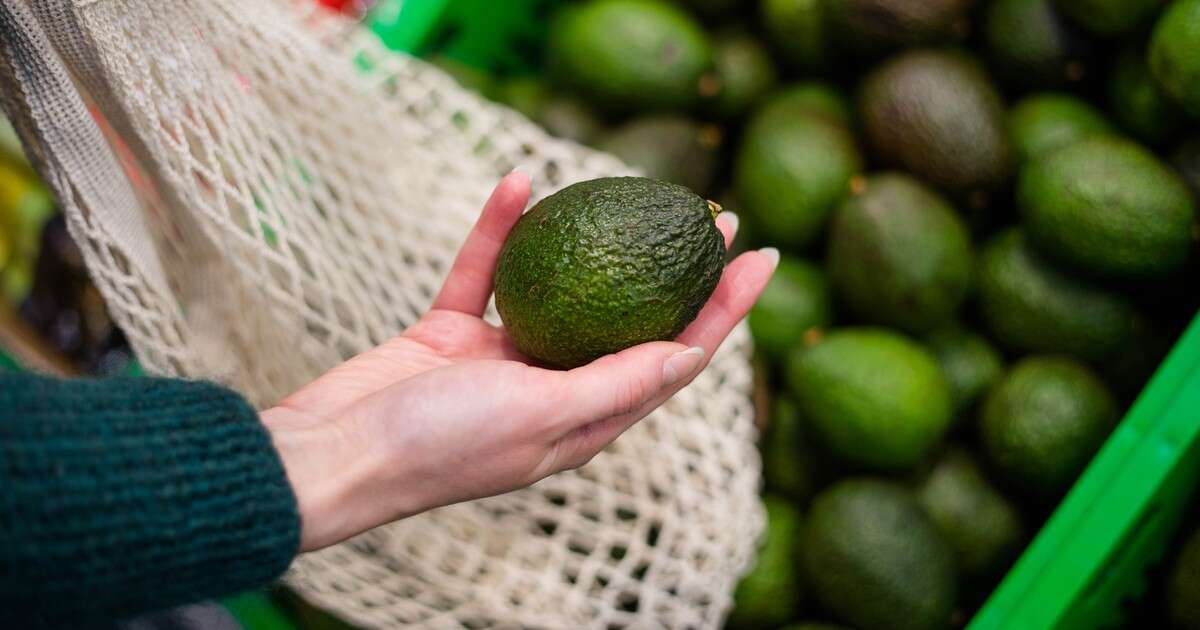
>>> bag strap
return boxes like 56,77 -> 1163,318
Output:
0,0 -> 172,295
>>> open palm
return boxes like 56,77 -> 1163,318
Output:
262,172 -> 776,551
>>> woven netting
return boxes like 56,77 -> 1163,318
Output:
0,1 -> 764,627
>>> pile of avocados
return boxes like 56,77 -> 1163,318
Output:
441,0 -> 1200,627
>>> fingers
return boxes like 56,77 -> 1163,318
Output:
551,341 -> 705,431
431,171 -> 532,316
677,248 -> 778,355
715,211 -> 738,250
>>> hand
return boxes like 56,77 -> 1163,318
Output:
261,172 -> 777,551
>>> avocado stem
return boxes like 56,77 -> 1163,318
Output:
707,199 -> 723,220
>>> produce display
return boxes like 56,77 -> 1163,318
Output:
436,0 -> 1200,627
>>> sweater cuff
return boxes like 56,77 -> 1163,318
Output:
0,374 -> 301,626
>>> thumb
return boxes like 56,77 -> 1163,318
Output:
554,341 -> 707,432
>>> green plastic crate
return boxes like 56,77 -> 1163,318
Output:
366,1 -> 1200,628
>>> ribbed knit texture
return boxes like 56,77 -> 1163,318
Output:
0,373 -> 300,628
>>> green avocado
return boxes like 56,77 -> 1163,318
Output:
494,177 -> 724,368
826,173 -> 973,333
858,49 -> 1013,199
597,115 -> 722,192
705,29 -> 779,120
984,0 -> 1094,90
765,82 -> 854,127
976,229 -> 1135,361
925,326 -> 1004,417
827,0 -> 973,56
729,496 -> 804,628
917,448 -> 1024,579
1053,0 -> 1162,36
1018,135 -> 1196,277
735,105 -> 862,250
748,256 -> 832,362
1168,526 -> 1200,629
497,78 -> 605,143
1008,93 -> 1112,163
980,356 -> 1117,498
1171,135 -> 1200,200
802,479 -> 957,630
1149,0 -> 1200,117
1109,46 -> 1187,147
762,396 -> 828,503
761,0 -> 831,73
547,0 -> 713,113
787,328 -> 953,470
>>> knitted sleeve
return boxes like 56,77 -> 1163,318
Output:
0,373 -> 301,627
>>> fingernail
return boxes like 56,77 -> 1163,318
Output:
758,247 -> 780,269
717,211 -> 739,235
663,347 -> 705,387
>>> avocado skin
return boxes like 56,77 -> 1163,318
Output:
980,356 -> 1117,498
858,50 -> 1012,197
761,0 -> 832,73
1053,0 -> 1161,36
1008,93 -> 1111,164
547,0 -> 712,113
977,229 -> 1135,361
597,115 -> 721,192
728,496 -> 804,628
984,0 -> 1094,91
827,173 -> 973,333
1109,47 -> 1186,147
1018,135 -> 1196,278
766,82 -> 853,127
735,105 -> 862,251
495,177 -> 724,369
748,255 -> 832,362
925,327 -> 1004,417
1149,0 -> 1200,117
828,0 -> 973,56
802,479 -> 957,630
916,448 -> 1023,579
1168,527 -> 1200,629
705,30 -> 779,120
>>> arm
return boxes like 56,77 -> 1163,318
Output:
0,373 -> 300,627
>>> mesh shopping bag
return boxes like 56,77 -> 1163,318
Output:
0,1 -> 764,627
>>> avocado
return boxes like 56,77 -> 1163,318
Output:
827,0 -> 973,56
802,479 -> 957,630
1171,135 -> 1200,200
826,173 -> 973,333
497,78 -> 605,144
735,105 -> 862,250
1149,0 -> 1200,117
917,448 -> 1024,579
1109,47 -> 1187,147
680,0 -> 738,18
704,30 -> 779,120
547,0 -> 713,113
858,49 -> 1013,199
981,356 -> 1117,498
787,328 -> 953,470
984,0 -> 1094,90
1168,526 -> 1200,629
762,396 -> 827,502
765,82 -> 854,127
1018,135 -> 1196,277
977,229 -> 1135,361
1053,0 -> 1162,36
925,326 -> 1005,417
1098,316 -> 1175,401
761,0 -> 832,72
597,115 -> 722,192
494,177 -> 724,368
748,256 -> 832,362
729,496 -> 804,629
1008,93 -> 1112,163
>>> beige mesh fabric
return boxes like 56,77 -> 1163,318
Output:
0,0 -> 764,627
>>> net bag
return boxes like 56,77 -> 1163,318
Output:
0,1 -> 764,627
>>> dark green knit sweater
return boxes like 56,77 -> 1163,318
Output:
0,373 -> 301,627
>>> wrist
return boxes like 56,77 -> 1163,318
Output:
260,405 -> 382,551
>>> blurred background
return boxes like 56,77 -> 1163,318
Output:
6,0 -> 1200,628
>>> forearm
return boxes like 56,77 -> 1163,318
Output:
0,374 -> 300,626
